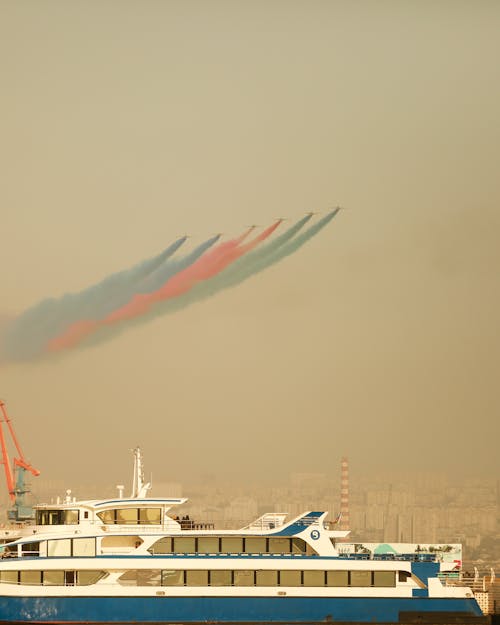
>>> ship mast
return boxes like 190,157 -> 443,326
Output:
131,447 -> 150,498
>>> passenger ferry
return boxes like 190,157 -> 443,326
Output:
0,449 -> 484,623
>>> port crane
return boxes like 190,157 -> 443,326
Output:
0,400 -> 40,522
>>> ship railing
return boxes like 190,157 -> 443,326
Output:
441,574 -> 495,593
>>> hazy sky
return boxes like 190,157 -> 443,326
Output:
1,1 -> 499,491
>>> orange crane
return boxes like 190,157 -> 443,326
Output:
0,400 -> 40,522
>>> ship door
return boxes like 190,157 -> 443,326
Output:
65,571 -> 76,586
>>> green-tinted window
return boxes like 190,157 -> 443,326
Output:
186,570 -> 208,586
291,538 -> 307,554
173,537 -> 196,553
0,571 -> 18,584
162,570 -> 184,586
197,537 -> 219,553
43,570 -> 65,586
73,538 -> 96,557
233,570 -> 254,586
210,570 -> 232,586
77,571 -> 106,586
268,538 -> 291,553
350,570 -> 372,587
116,509 -> 138,525
20,570 -> 41,585
374,571 -> 396,587
244,537 -> 267,553
149,538 -> 172,554
139,508 -> 161,525
48,539 -> 71,557
303,570 -> 325,586
280,570 -> 301,586
220,537 -> 243,553
256,570 -> 278,586
327,570 -> 348,586
97,509 -> 116,524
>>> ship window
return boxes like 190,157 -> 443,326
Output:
117,570 -> 159,586
173,537 -> 196,553
20,570 -> 41,585
279,570 -> 302,586
186,570 -> 208,586
1,544 -> 17,558
291,538 -> 307,554
303,570 -> 325,586
244,537 -> 266,553
73,538 -> 96,557
102,535 -> 142,552
233,570 -> 254,586
198,537 -> 219,553
48,539 -> 71,557
43,570 -> 65,585
149,538 -> 172,554
327,570 -> 348,586
65,571 -> 76,586
209,570 -> 232,586
76,571 -> 107,586
139,508 -> 161,525
63,510 -> 79,525
118,570 -> 137,586
256,570 -> 278,586
21,542 -> 40,557
268,538 -> 291,553
137,570 -> 161,586
0,570 -> 18,584
220,537 -> 243,553
398,570 -> 412,582
162,570 -> 184,586
350,570 -> 372,587
116,508 -> 138,525
97,509 -> 116,524
374,571 -> 396,587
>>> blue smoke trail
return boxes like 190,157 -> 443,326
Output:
3,236 -> 188,361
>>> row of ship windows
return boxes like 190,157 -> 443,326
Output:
148,537 -> 313,555
35,508 -> 163,526
0,570 -> 105,586
0,569 -> 404,588
120,569 -> 401,588
6,537 -> 313,559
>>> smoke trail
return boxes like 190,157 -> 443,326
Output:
2,237 -> 188,361
4,211 -> 340,361
141,209 -> 340,321
48,221 -> 281,353
46,234 -> 222,352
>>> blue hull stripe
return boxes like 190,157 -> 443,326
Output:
0,596 -> 483,623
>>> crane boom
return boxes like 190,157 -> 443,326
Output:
0,400 -> 40,519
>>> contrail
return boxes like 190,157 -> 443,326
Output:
138,210 -> 340,322
2,237 -> 187,361
49,221 -> 281,353
47,234 -> 222,351
3,211 -> 340,361
61,214 -> 336,353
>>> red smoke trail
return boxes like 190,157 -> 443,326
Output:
105,221 -> 280,322
47,222 -> 280,352
47,237 -> 244,351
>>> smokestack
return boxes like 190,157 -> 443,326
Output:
340,456 -> 350,534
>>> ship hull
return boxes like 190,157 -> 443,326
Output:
0,595 -> 484,623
